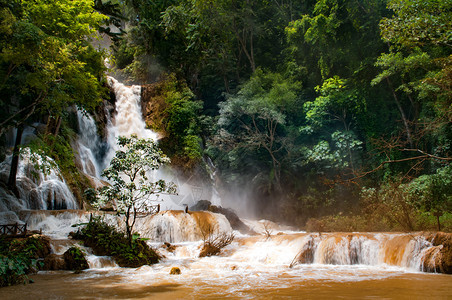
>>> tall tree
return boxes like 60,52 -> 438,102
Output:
0,0 -> 107,191
372,0 -> 452,162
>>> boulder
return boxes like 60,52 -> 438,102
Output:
170,267 -> 181,275
191,200 -> 255,235
63,247 -> 89,271
423,232 -> 452,274
42,254 -> 66,270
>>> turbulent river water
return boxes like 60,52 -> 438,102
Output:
1,210 -> 451,299
1,229 -> 452,298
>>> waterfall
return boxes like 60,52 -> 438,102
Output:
135,210 -> 232,243
284,232 -> 442,271
105,76 -> 211,210
106,77 -> 157,147
0,148 -> 77,220
76,110 -> 104,177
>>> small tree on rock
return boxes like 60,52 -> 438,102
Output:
97,135 -> 177,243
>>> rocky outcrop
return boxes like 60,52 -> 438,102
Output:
423,232 -> 452,274
140,82 -> 169,135
190,200 -> 255,235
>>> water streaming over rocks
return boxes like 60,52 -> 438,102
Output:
75,110 -> 104,178
0,149 -> 77,223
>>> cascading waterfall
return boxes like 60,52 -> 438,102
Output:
0,148 -> 77,220
284,232 -> 442,271
2,76 -> 450,284
105,76 -> 214,210
76,110 -> 104,178
106,77 -> 158,153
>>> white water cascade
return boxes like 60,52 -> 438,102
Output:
0,148 -> 77,223
105,76 -> 215,210
76,110 -> 104,178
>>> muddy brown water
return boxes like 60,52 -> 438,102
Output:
0,269 -> 450,299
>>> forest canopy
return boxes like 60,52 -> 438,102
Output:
0,0 -> 451,231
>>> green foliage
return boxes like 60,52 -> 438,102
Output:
112,0 -> 452,229
406,166 -> 452,213
380,0 -> 452,49
0,235 -> 46,287
97,135 -> 177,242
64,246 -> 88,271
0,0 -> 107,136
74,216 -> 159,267
285,0 -> 387,81
161,76 -> 204,164
214,69 -> 300,191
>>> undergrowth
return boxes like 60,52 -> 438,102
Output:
72,216 -> 159,267
0,235 -> 48,287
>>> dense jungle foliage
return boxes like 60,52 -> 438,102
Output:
0,0 -> 451,231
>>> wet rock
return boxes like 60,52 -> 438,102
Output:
191,200 -> 255,235
42,254 -> 66,270
290,236 -> 316,267
170,267 -> 181,275
423,232 -> 452,274
162,242 -> 177,252
63,246 -> 89,271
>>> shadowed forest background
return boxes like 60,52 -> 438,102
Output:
1,0 -> 451,232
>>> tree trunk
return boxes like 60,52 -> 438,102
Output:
386,78 -> 413,146
8,125 -> 24,198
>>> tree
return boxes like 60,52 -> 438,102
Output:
0,0 -> 107,193
302,76 -> 364,174
0,0 -> 107,135
373,0 -> 451,150
215,69 -> 298,192
365,0 -> 452,181
97,135 -> 177,244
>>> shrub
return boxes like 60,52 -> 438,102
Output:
73,216 -> 160,267
0,235 -> 49,287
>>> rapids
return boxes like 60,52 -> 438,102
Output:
1,226 -> 452,298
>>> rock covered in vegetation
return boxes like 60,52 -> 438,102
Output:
63,246 -> 89,271
191,200 -> 255,235
73,216 -> 160,268
0,234 -> 52,286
